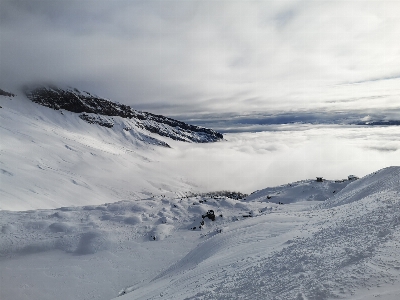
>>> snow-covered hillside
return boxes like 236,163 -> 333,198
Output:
113,167 -> 400,300
245,177 -> 350,204
0,90 -> 222,210
1,167 -> 399,300
24,86 -> 223,144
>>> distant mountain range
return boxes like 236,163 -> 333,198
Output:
355,120 -> 400,126
186,111 -> 400,133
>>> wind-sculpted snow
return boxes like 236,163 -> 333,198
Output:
0,192 -> 284,300
1,165 -> 399,299
24,86 -> 223,143
179,194 -> 399,300
320,166 -> 400,208
245,178 -> 350,204
116,167 -> 400,300
0,193 -> 266,258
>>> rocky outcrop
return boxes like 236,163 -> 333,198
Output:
24,86 -> 223,143
0,89 -> 15,97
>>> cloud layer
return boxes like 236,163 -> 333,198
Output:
158,125 -> 400,193
1,0 -> 400,116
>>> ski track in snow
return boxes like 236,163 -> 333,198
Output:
114,167 -> 400,300
0,191 -> 286,300
0,167 -> 399,300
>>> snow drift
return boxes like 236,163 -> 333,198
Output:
1,167 -> 399,300
115,167 -> 400,300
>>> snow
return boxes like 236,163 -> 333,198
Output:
1,94 -> 400,300
1,167 -> 399,300
245,178 -> 350,204
114,167 -> 400,300
0,94 -> 198,210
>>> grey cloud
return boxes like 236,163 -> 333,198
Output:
178,109 -> 400,133
274,9 -> 296,28
343,74 -> 400,85
1,0 -> 399,118
367,146 -> 399,152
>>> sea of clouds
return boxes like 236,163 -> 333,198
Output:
157,124 -> 400,194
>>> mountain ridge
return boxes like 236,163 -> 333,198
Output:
23,86 -> 223,143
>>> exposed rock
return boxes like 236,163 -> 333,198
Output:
202,210 -> 216,221
79,113 -> 114,128
24,86 -> 223,143
0,89 -> 15,97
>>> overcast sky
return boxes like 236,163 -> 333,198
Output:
1,0 -> 400,118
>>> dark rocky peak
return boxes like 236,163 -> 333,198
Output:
24,86 -> 223,143
0,89 -> 15,97
25,86 -> 134,118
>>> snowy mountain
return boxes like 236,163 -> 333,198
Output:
1,87 -> 399,300
24,86 -> 223,144
1,167 -> 399,300
0,88 -> 222,210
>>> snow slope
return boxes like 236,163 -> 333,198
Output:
0,93 -> 208,210
1,167 -> 399,300
115,167 -> 400,300
246,178 -> 350,204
